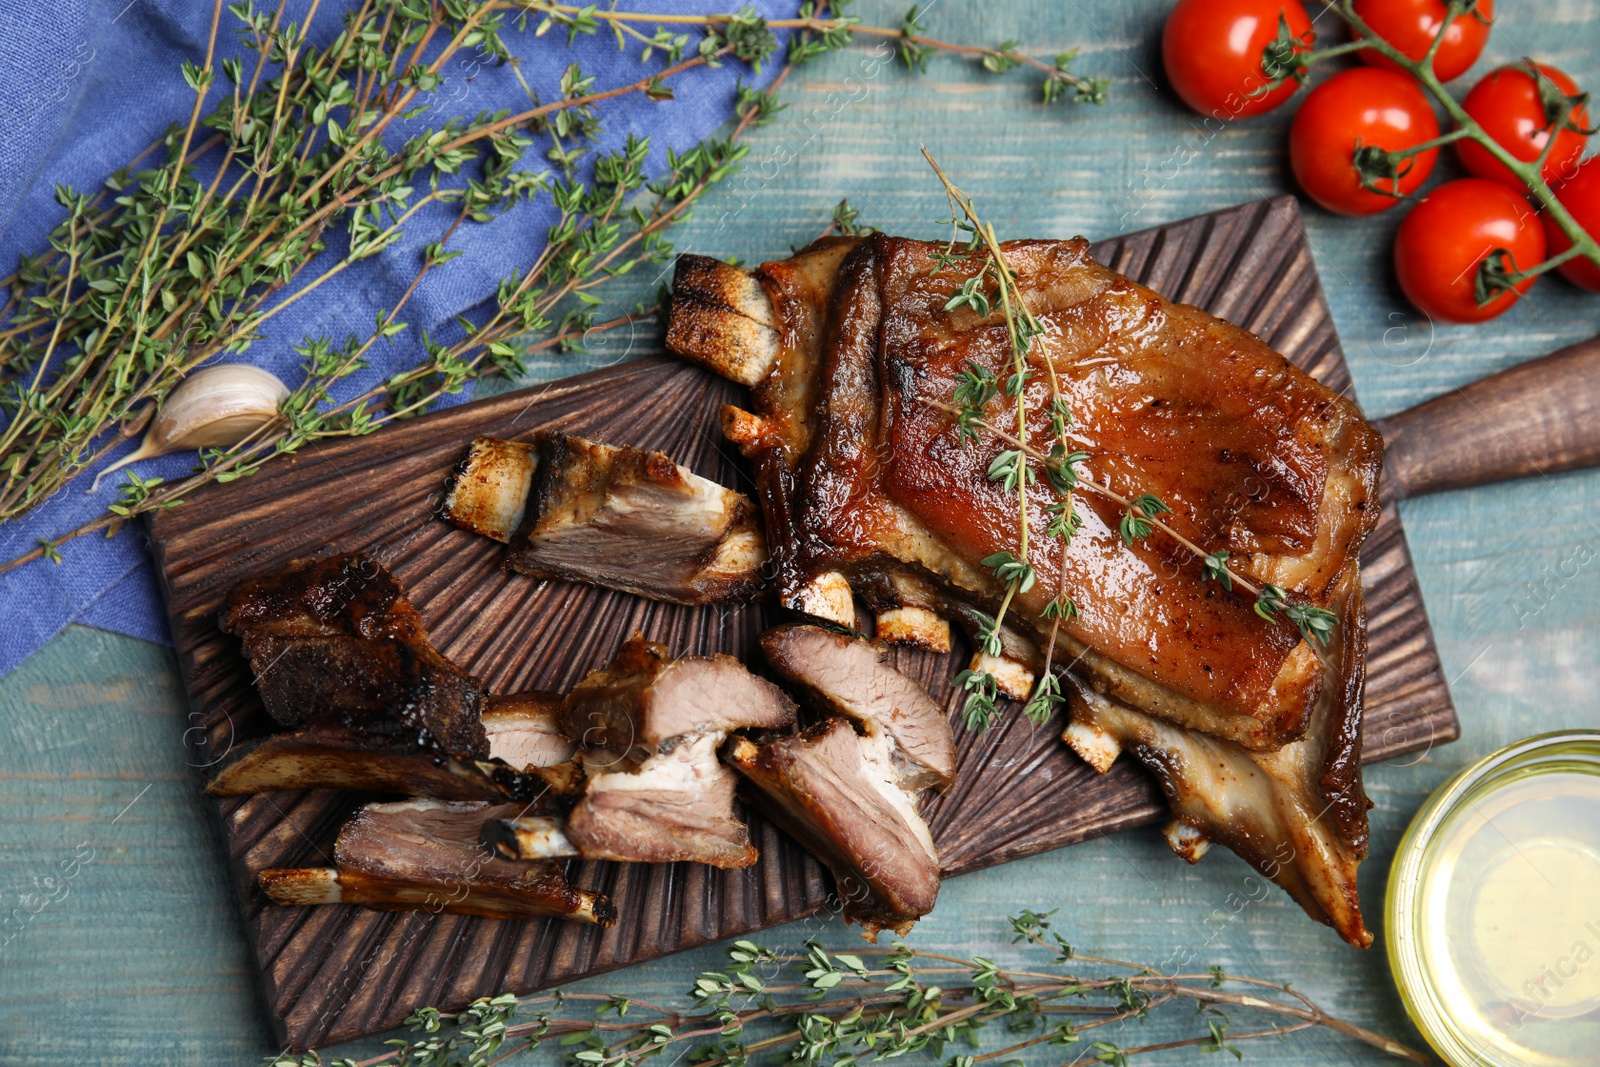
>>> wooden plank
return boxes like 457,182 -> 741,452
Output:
145,195 -> 1458,1050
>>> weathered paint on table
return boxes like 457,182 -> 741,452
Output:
1,2 -> 1596,1063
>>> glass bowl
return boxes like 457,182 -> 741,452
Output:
1387,730 -> 1600,1067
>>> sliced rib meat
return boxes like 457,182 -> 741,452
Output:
539,635 -> 797,868
218,552 -> 487,758
482,691 -> 574,769
258,798 -> 614,925
561,634 -> 796,751
727,718 -> 939,937
444,432 -> 766,605
567,733 -> 758,868
761,623 -> 955,791
203,725 -> 557,805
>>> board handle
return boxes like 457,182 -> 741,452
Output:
1375,334 -> 1600,501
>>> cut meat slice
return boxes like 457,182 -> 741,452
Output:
444,433 -> 766,606
203,725 -> 560,805
561,634 -> 796,752
1062,568 -> 1373,947
548,635 -> 797,868
567,733 -> 758,868
258,798 -> 614,925
761,624 -> 955,791
727,718 -> 940,938
482,691 -> 573,768
218,552 -> 488,758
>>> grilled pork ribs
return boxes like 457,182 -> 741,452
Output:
666,234 -> 1384,946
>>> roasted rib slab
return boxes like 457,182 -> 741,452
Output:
444,433 -> 766,605
219,552 -> 488,758
667,234 -> 1384,943
259,798 -> 614,925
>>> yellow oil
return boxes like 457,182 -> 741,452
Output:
1411,770 -> 1600,1066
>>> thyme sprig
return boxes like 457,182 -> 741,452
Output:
0,2 -> 775,571
916,155 -> 1338,732
921,148 -> 1047,730
266,909 -> 1428,1067
514,1 -> 1113,105
1265,0 -> 1600,298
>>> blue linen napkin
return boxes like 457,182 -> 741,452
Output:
0,0 -> 797,676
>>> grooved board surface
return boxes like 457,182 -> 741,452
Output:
146,195 -> 1458,1050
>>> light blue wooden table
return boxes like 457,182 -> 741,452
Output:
2,2 -> 1597,1063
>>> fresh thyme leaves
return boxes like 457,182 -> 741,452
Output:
1201,549 -> 1234,591
524,1 -> 1113,111
1118,493 -> 1171,546
827,197 -> 874,238
893,3 -> 1111,103
1253,582 -> 1340,647
913,148 -> 1341,728
981,550 -> 1036,594
944,271 -> 994,316
1021,669 -> 1061,726
950,360 -> 997,443
955,666 -> 1001,731
923,147 -> 1063,731
985,448 -> 1032,494
267,910 -> 1429,1067
2,0 -> 1108,575
0,5 -> 770,571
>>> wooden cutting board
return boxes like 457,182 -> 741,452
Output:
146,195 -> 1458,1050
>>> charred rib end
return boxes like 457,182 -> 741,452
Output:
788,571 -> 855,627
1162,819 -> 1211,863
875,607 -> 952,653
971,652 -> 1034,702
721,405 -> 773,459
1062,717 -> 1122,774
444,436 -> 537,542
666,255 -> 780,387
259,867 -> 342,906
481,814 -> 579,861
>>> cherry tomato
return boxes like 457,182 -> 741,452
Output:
1353,0 -> 1493,83
1162,0 -> 1314,120
1543,158 -> 1600,292
1457,63 -> 1591,188
1289,69 -> 1440,215
1393,179 -> 1546,323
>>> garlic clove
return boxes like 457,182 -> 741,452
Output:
90,364 -> 289,492
153,364 -> 290,448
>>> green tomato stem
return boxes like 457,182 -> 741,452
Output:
1329,1 -> 1598,268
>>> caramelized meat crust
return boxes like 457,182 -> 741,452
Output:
219,552 -> 488,757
